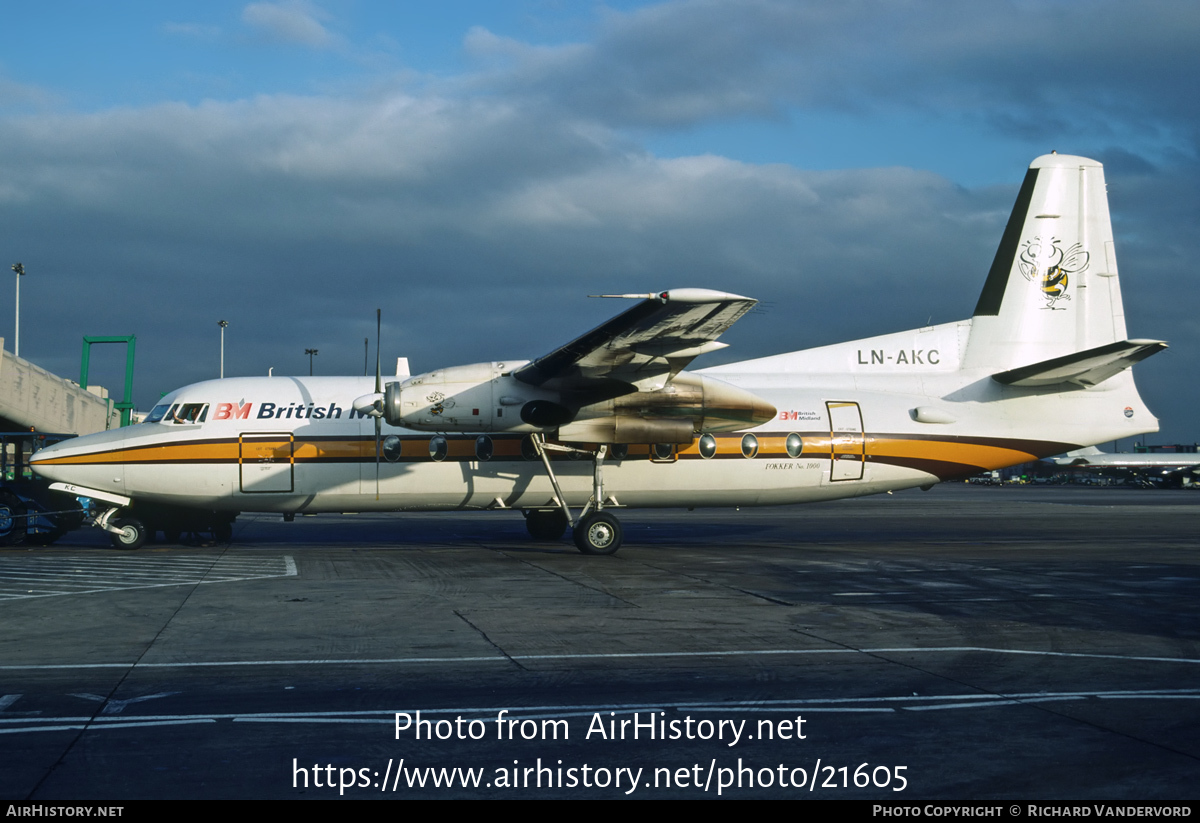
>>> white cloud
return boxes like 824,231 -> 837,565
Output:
0,89 -> 999,386
162,22 -> 222,40
462,0 -> 1200,149
241,1 -> 340,49
0,74 -> 56,110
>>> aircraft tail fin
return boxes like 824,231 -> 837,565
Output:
962,154 -> 1161,379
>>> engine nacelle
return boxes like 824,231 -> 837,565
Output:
381,364 -> 775,441
558,373 -> 775,443
556,417 -> 695,444
382,361 -> 553,433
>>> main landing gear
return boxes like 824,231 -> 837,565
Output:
525,433 -> 624,556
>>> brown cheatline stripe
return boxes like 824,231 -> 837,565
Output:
35,430 -> 1075,479
868,455 -> 988,481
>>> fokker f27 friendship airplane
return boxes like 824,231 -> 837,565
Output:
32,154 -> 1167,554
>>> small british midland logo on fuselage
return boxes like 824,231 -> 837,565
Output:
1018,236 -> 1089,310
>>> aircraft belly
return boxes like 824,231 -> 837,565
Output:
316,458 -> 837,511
228,427 -> 949,513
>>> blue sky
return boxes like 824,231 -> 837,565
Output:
2,0 -> 1198,445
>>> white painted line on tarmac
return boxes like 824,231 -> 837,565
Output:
2,689 -> 1196,736
0,719 -> 217,735
2,646 -> 1199,671
0,555 -> 297,600
904,696 -> 1091,711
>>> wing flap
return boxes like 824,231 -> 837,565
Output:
513,289 -> 756,388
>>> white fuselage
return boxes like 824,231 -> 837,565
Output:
30,325 -> 1158,516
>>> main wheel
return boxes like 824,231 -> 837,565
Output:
109,516 -> 148,550
0,491 -> 26,547
525,509 -> 569,540
572,511 -> 623,556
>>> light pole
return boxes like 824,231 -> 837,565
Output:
305,348 -> 318,375
218,320 -> 228,378
11,263 -> 24,357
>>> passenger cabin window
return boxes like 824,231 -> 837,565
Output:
429,436 -> 448,462
521,435 -> 539,461
382,435 -> 402,462
741,434 -> 759,459
786,433 -> 804,458
475,435 -> 493,462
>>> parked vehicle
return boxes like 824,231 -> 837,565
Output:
0,432 -> 85,546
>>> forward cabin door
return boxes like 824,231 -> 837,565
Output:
827,401 -> 865,481
239,432 -> 295,493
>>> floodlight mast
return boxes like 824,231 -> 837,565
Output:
218,320 -> 228,378
11,263 -> 25,357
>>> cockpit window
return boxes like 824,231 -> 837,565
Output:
168,403 -> 209,424
144,404 -> 172,424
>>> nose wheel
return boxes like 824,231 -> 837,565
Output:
109,516 -> 148,550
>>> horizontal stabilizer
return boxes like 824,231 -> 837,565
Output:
1063,446 -> 1105,457
992,339 -> 1166,388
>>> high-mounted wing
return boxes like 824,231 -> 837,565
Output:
512,288 -> 756,393
375,287 -> 774,442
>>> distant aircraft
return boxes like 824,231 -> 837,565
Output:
32,154 -> 1166,554
1049,446 -> 1200,484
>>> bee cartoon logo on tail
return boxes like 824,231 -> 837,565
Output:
1018,236 -> 1089,310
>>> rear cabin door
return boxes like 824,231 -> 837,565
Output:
239,433 -> 294,493
827,401 -> 865,482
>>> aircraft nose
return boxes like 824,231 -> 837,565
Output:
30,429 -> 129,495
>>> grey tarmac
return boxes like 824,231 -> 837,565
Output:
1,484 -> 1197,799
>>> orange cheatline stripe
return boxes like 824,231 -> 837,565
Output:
35,442 -> 236,465
293,440 -> 368,460
35,432 -> 1046,472
867,438 -> 1037,471
37,439 -> 367,464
